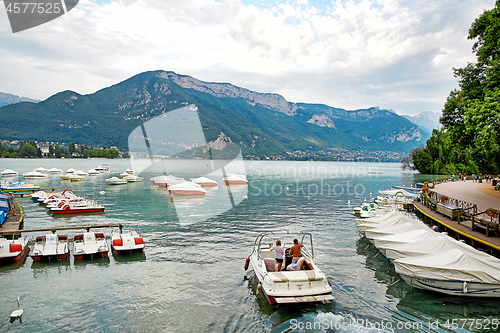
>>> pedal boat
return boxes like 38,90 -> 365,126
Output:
73,232 -> 109,259
246,231 -> 334,306
29,234 -> 69,261
111,229 -> 145,255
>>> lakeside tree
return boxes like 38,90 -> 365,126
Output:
407,1 -> 500,174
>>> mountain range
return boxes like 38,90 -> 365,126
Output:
0,92 -> 39,107
0,71 -> 431,160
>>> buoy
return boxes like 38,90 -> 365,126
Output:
256,284 -> 262,295
99,191 -> 105,195
10,297 -> 23,321
244,257 -> 250,270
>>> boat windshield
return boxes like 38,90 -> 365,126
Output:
253,231 -> 314,259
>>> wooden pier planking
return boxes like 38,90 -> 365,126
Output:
413,203 -> 500,253
0,201 -> 122,237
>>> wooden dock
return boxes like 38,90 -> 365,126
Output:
1,187 -> 58,197
0,200 -> 122,237
413,202 -> 500,256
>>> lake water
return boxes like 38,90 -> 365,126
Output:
0,159 -> 498,333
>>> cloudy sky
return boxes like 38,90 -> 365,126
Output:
0,0 -> 494,115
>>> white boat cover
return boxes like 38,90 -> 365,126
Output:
364,222 -> 426,239
357,214 -> 425,233
394,249 -> 500,284
354,210 -> 400,225
386,235 -> 500,264
372,229 -> 437,248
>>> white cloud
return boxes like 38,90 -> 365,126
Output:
0,0 -> 493,114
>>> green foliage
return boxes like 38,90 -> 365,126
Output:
411,1 -> 500,174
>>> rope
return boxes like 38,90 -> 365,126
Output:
388,278 -> 401,287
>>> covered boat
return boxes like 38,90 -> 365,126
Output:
394,249 -> 500,297
29,234 -> 69,261
34,167 -> 49,174
69,174 -> 85,182
0,236 -> 29,263
88,169 -> 100,176
47,168 -> 63,174
94,165 -> 110,173
1,169 -> 18,177
106,177 -> 127,185
23,171 -> 49,179
168,182 -> 206,196
73,232 -> 109,259
111,229 -> 145,255
124,175 -> 143,182
222,174 -> 248,185
191,177 -> 218,187
247,231 -> 334,305
150,175 -> 185,187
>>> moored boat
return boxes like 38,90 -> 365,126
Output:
49,200 -> 105,214
95,164 -> 110,173
47,168 -> 63,174
123,175 -> 144,182
150,175 -> 185,187
106,177 -> 127,185
34,167 -> 49,174
168,182 -> 206,196
73,232 -> 109,259
0,236 -> 29,263
111,229 -> 145,255
88,169 -> 100,176
222,174 -> 248,185
29,234 -> 69,261
191,176 -> 218,187
69,174 -> 86,182
1,169 -> 18,177
23,171 -> 49,179
247,231 -> 334,305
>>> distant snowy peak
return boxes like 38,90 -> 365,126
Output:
402,111 -> 442,134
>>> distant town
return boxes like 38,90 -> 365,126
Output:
0,140 -> 124,158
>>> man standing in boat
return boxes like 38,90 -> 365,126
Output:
290,239 -> 303,263
8,192 -> 16,216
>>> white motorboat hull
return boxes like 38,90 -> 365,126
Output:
400,274 -> 500,297
0,237 -> 29,263
248,232 -> 334,306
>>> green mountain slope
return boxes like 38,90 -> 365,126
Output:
0,70 -> 428,158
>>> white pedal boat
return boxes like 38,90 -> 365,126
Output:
73,232 -> 109,259
29,234 -> 69,261
111,229 -> 145,255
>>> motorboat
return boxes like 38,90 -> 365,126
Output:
1,169 -> 18,177
34,167 -> 49,174
106,177 -> 127,185
394,249 -> 500,297
29,234 -> 69,261
222,174 -> 248,185
0,236 -> 29,263
88,169 -> 100,176
66,168 -> 76,174
125,169 -> 134,175
47,168 -> 63,174
23,171 -> 49,179
69,174 -> 86,182
168,182 -> 206,196
95,164 -> 110,173
74,170 -> 89,176
150,175 -> 185,187
60,173 -> 72,180
246,231 -> 334,305
73,232 -> 109,259
111,229 -> 145,255
123,175 -> 144,182
49,199 -> 105,214
191,176 -> 218,187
